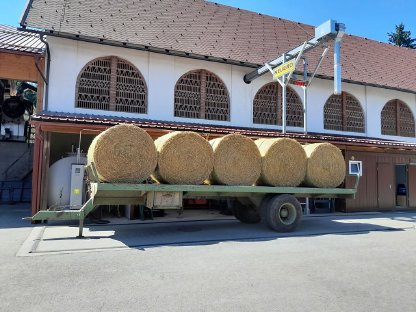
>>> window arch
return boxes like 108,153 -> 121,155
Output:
253,82 -> 303,127
174,69 -> 230,121
324,92 -> 365,133
76,56 -> 147,113
381,99 -> 415,137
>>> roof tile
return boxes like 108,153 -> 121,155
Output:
21,0 -> 416,93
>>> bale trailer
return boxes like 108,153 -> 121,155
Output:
28,164 -> 360,237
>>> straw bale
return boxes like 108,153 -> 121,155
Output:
87,124 -> 157,183
303,143 -> 346,188
208,134 -> 261,186
152,131 -> 213,184
255,138 -> 307,186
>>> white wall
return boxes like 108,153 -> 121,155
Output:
46,37 -> 416,142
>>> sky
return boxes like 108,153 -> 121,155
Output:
1,0 -> 416,43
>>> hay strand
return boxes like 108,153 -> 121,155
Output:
255,138 -> 307,186
87,124 -> 157,183
303,143 -> 346,188
152,131 -> 213,184
208,134 -> 261,185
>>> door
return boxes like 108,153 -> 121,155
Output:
408,165 -> 416,208
377,163 -> 395,210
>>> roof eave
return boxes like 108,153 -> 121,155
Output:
19,27 -> 259,69
18,27 -> 416,95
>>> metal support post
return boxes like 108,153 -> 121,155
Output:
334,39 -> 342,95
282,53 -> 287,134
78,215 -> 84,238
303,58 -> 308,134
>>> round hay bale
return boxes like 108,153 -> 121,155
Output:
303,143 -> 346,188
152,131 -> 213,184
87,124 -> 157,183
255,138 -> 307,186
208,134 -> 261,186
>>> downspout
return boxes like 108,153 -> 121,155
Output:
39,35 -> 50,111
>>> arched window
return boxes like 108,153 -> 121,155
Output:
381,99 -> 415,137
324,92 -> 365,133
253,82 -> 303,127
174,69 -> 230,121
76,56 -> 147,113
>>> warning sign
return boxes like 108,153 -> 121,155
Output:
273,60 -> 296,79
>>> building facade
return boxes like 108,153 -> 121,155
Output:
21,0 -> 416,215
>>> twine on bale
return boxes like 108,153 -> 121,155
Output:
208,134 -> 261,186
303,143 -> 346,188
87,123 -> 157,183
152,131 -> 214,185
255,138 -> 307,186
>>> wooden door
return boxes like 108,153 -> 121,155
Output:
377,163 -> 395,210
408,165 -> 416,208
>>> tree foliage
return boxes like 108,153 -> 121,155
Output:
388,23 -> 416,48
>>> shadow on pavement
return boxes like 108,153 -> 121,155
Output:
11,207 -> 416,256
31,211 -> 415,253
0,203 -> 34,230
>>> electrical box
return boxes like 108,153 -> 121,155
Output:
315,20 -> 336,40
70,164 -> 85,209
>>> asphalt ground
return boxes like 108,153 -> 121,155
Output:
1,203 -> 416,312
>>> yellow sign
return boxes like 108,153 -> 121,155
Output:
73,189 -> 80,195
273,60 -> 296,79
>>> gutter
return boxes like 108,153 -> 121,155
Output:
38,34 -> 50,111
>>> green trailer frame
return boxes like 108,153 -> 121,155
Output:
29,164 -> 360,237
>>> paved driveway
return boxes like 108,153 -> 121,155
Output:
1,204 -> 416,312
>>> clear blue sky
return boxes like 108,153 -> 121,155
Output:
1,0 -> 415,43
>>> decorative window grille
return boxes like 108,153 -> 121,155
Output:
76,56 -> 147,113
253,82 -> 303,127
324,92 -> 365,133
174,70 -> 230,121
381,99 -> 415,137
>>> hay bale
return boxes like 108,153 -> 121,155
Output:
208,134 -> 261,186
87,124 -> 157,183
152,131 -> 213,184
303,143 -> 346,188
255,138 -> 307,186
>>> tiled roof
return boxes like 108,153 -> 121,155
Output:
21,0 -> 416,93
31,111 -> 416,150
0,24 -> 45,53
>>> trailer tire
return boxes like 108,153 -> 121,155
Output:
262,194 -> 301,232
232,200 -> 261,224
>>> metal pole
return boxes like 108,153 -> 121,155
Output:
303,58 -> 308,134
282,53 -> 287,134
334,39 -> 342,95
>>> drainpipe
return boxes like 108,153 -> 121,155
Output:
39,35 -> 50,111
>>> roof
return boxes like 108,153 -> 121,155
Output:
0,24 -> 45,54
20,0 -> 416,94
31,111 -> 416,150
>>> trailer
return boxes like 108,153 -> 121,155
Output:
28,164 -> 360,237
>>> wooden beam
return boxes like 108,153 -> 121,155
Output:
31,124 -> 43,217
40,132 -> 51,211
0,51 -> 43,82
396,99 -> 400,136
342,91 -> 347,130
200,70 -> 206,119
109,56 -> 117,111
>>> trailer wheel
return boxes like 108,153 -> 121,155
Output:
231,200 -> 261,224
262,194 -> 301,232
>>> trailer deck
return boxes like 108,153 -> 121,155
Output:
29,174 -> 359,237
